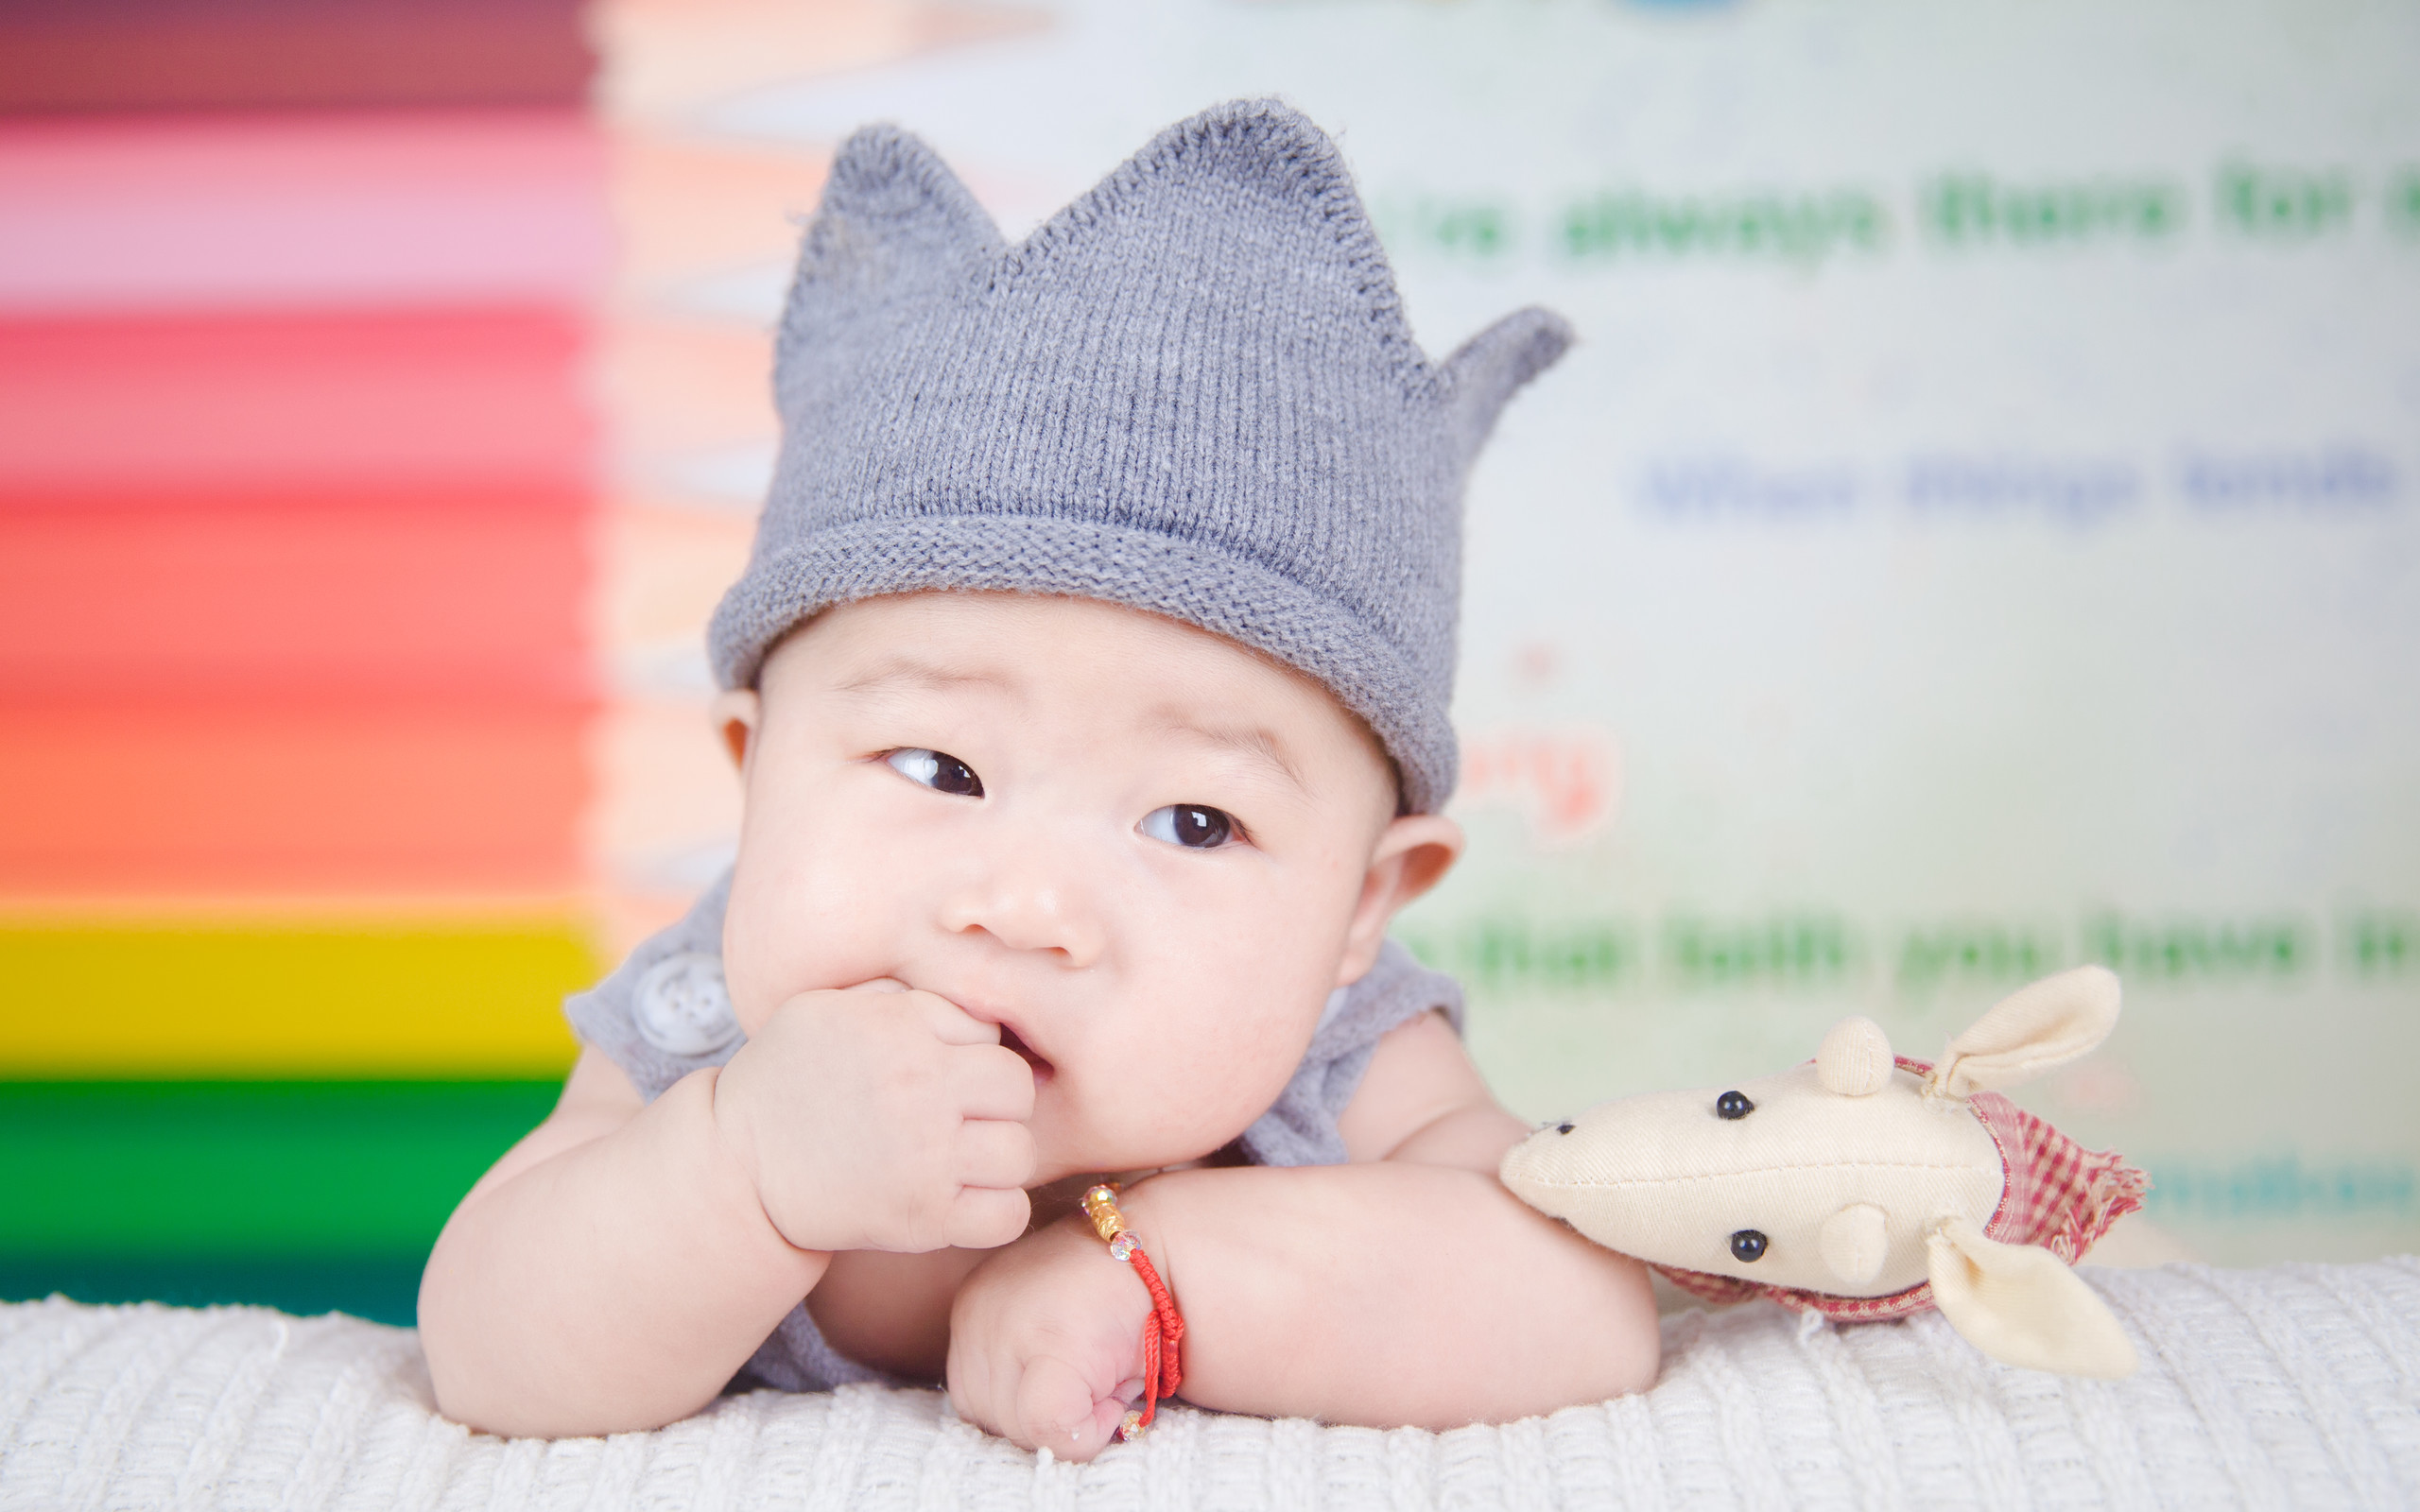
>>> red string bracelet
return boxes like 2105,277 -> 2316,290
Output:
1080,1182 -> 1184,1441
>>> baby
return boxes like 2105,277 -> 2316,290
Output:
418,99 -> 1658,1455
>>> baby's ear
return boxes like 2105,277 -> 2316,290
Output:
1335,815 -> 1463,986
708,688 -> 761,773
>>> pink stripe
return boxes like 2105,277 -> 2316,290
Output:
0,310 -> 596,494
0,109 -> 610,313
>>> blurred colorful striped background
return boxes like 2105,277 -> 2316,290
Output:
0,0 -> 991,1324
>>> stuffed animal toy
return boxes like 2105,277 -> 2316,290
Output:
1499,966 -> 2148,1378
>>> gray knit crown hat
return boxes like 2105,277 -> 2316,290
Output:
708,98 -> 1572,813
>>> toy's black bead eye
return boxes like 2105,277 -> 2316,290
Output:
1716,1091 -> 1754,1120
1730,1229 -> 1769,1263
1555,1122 -> 1575,1135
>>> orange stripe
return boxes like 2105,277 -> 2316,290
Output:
0,701 -> 590,895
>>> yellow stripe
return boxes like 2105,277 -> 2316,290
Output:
0,919 -> 599,1076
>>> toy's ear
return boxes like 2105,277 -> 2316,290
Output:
1930,965 -> 2121,1100
1926,1215 -> 2137,1378
1816,1016 -> 1893,1095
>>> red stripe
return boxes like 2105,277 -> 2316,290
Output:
0,494 -> 592,702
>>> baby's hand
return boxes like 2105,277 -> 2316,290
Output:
947,1214 -> 1154,1460
710,980 -> 1035,1253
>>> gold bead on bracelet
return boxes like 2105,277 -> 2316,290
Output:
1081,1182 -> 1128,1244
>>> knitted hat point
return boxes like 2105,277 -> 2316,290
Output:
710,97 -> 1572,814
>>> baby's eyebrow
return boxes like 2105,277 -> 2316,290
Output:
832,659 -> 1013,697
1154,717 -> 1309,796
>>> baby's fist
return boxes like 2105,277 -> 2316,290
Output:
711,982 -> 1036,1253
947,1213 -> 1155,1460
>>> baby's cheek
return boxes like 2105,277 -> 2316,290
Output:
1161,1000 -> 1317,1124
1089,890 -> 1340,1150
724,834 -> 918,1025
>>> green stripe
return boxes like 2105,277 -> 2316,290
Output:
0,1080 -> 560,1254
0,1253 -> 428,1329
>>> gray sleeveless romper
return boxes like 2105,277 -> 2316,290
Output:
563,869 -> 1465,1391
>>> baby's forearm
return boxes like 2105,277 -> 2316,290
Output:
1122,1163 -> 1659,1428
418,1069 -> 824,1436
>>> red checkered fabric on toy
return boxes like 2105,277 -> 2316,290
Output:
1654,1056 -> 2148,1322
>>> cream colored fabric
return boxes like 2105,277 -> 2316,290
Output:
1821,1202 -> 1892,1287
1500,967 -> 2137,1366
1928,1214 -> 2140,1379
6,1261 -> 2416,1509
1816,1016 -> 1893,1096
1928,965 -> 2121,1101
1500,1061 -> 2004,1296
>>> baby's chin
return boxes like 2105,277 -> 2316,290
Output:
1024,1119 -> 1252,1189
1025,1142 -> 1131,1190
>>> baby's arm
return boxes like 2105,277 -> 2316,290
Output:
420,983 -> 1035,1436
417,1049 -> 824,1435
947,1014 -> 1657,1451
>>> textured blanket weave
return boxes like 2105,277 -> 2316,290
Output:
4,1259 -> 2414,1509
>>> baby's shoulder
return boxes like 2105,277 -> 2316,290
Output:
1333,1007 -> 1510,1163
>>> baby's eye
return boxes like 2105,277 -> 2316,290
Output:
885,747 -> 983,798
1140,804 -> 1239,850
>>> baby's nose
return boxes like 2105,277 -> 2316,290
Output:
936,866 -> 1106,967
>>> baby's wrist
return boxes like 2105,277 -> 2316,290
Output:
694,1066 -> 755,1186
1102,1175 -> 1180,1290
1063,1179 -> 1186,1331
1073,1179 -> 1188,1436
685,1064 -> 816,1257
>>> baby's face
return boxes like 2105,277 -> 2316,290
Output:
717,593 -> 1449,1183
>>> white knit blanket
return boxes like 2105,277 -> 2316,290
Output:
5,1260 -> 2415,1510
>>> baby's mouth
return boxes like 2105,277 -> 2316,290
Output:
1000,1024 -> 1054,1083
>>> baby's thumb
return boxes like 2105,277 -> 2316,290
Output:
1014,1356 -> 1121,1461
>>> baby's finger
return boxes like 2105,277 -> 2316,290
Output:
954,1117 -> 1037,1190
915,991 -> 1005,1047
1014,1355 -> 1117,1460
953,1043 -> 1037,1121
944,1184 -> 1031,1250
